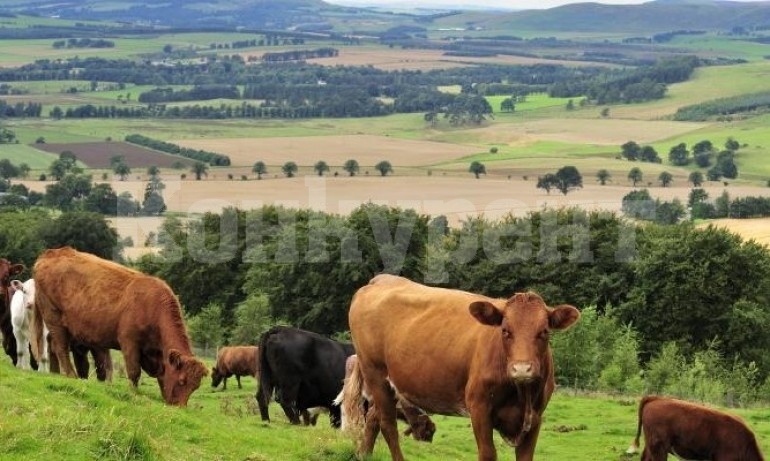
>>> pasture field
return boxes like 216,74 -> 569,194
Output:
2,358 -> 770,461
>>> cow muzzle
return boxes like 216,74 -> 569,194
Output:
509,362 -> 535,381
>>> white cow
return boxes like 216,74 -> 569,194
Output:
10,279 -> 49,372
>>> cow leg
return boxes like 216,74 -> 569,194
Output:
120,340 -> 143,387
48,324 -> 77,377
278,382 -> 302,425
360,404 -> 381,458
514,416 -> 542,461
13,329 -> 29,370
72,345 -> 90,379
469,403 -> 497,461
256,382 -> 272,421
93,348 -> 113,382
236,375 -> 242,389
223,376 -> 228,390
367,375 -> 404,461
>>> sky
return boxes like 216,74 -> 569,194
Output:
325,0 -> 769,10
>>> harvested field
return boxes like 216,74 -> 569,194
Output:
702,218 -> 770,248
174,135 -> 482,167
19,176 -> 755,258
240,47 -> 608,71
33,142 -> 193,169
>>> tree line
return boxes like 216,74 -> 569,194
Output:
124,134 -> 231,166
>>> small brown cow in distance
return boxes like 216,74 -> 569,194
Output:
627,395 -> 765,461
33,247 -> 208,406
212,346 -> 260,390
349,274 -> 580,461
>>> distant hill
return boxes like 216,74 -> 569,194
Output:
473,0 -> 770,34
4,0 -> 770,34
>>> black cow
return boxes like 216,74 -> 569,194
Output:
256,326 -> 355,428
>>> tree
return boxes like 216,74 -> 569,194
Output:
375,160 -> 393,177
469,161 -> 486,179
689,171 -> 704,187
147,165 -> 160,177
230,294 -> 273,345
116,191 -> 139,216
621,141 -> 641,161
113,162 -> 131,181
84,183 -> 118,215
37,211 -> 120,260
424,111 -> 438,127
314,160 -> 329,177
0,127 -> 17,144
658,171 -> 673,187
596,169 -> 611,185
692,140 -> 713,156
343,159 -> 360,177
537,173 -> 557,194
565,99 -> 575,111
252,161 -> 267,180
554,166 -> 583,195
186,303 -> 224,354
0,159 -> 20,179
628,167 -> 643,187
282,161 -> 298,178
640,146 -> 661,163
668,143 -> 690,166
725,137 -> 740,152
18,163 -> 30,179
500,98 -> 515,112
191,161 -> 208,180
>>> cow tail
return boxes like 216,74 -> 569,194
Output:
627,395 -> 657,454
256,331 -> 274,419
342,358 -> 367,435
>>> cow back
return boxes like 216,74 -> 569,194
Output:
349,275 -> 502,415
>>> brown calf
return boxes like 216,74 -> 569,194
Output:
627,395 -> 765,461
349,274 -> 579,461
212,346 -> 260,390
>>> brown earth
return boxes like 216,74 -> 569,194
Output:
32,142 -> 193,169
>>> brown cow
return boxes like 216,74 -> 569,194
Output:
337,354 -> 436,443
348,274 -> 579,461
0,258 -> 25,364
212,346 -> 260,390
627,395 -> 765,461
33,247 -> 208,406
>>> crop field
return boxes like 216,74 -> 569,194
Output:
32,142 -> 192,169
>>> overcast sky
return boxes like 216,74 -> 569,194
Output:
326,0 -> 768,10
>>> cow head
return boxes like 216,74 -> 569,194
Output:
0,260 -> 25,298
469,292 -> 579,382
10,279 -> 35,311
161,349 -> 209,406
211,366 -> 223,388
405,414 -> 437,442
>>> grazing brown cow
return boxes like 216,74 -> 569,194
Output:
0,258 -> 26,364
337,354 -> 436,443
33,247 -> 208,406
349,274 -> 580,461
212,346 -> 260,390
627,395 -> 765,461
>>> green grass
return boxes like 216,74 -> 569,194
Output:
3,358 -> 770,460
0,143 -> 58,169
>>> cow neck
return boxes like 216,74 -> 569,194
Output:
156,294 -> 194,355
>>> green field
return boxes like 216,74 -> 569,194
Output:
2,358 -> 769,461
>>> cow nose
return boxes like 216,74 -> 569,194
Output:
510,362 -> 534,380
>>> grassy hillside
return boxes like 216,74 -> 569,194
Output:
3,358 -> 770,460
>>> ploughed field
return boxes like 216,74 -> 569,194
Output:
33,142 -> 193,169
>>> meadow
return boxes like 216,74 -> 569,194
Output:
2,358 -> 770,461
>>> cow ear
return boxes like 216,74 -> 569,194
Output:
10,264 -> 24,276
549,305 -> 580,331
10,280 -> 24,291
169,349 -> 184,370
469,301 -> 503,326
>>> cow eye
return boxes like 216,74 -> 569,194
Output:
538,330 -> 550,341
501,327 -> 512,339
